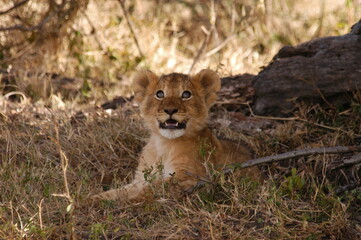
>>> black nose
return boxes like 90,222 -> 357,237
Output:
164,109 -> 178,115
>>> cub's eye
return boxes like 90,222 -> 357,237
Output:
181,90 -> 192,99
155,90 -> 164,99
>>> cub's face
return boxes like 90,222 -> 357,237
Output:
133,70 -> 220,139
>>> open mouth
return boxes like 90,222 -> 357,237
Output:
159,119 -> 187,129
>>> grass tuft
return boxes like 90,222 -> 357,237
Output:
1,0 -> 360,239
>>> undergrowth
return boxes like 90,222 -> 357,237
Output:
0,98 -> 360,239
0,0 -> 360,239
1,0 -> 360,102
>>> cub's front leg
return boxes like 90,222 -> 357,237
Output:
92,149 -> 157,202
92,168 -> 201,202
92,177 -> 148,201
167,161 -> 208,194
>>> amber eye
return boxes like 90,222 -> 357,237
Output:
181,90 -> 192,99
155,90 -> 164,99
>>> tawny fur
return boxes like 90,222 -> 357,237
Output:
93,69 -> 262,202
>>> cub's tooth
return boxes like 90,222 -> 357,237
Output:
175,122 -> 179,126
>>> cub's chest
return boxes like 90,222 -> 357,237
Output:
161,160 -> 176,178
155,145 -> 177,178
149,136 -> 208,179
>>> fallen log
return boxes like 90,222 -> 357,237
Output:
251,20 -> 361,116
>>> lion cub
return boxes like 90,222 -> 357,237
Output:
94,69 -> 261,202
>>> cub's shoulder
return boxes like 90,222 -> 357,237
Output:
218,137 -> 254,161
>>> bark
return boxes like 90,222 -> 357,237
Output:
251,20 -> 361,116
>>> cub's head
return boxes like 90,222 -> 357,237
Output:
133,69 -> 220,139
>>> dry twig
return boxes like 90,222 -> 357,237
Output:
330,153 -> 361,170
227,146 -> 361,170
204,35 -> 235,58
118,0 -> 144,59
189,146 -> 361,193
0,0 -> 29,15
50,124 -> 77,238
51,125 -> 72,201
0,15 -> 53,32
247,102 -> 360,136
189,0 -> 216,73
81,10 -> 105,51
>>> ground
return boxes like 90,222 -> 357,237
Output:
0,0 -> 360,239
0,96 -> 360,239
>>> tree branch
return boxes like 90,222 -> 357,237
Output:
0,0 -> 29,16
188,146 -> 361,194
329,153 -> 361,170
227,146 -> 361,170
0,15 -> 52,32
188,0 -> 216,74
117,0 -> 144,59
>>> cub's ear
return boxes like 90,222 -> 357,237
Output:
132,70 -> 158,104
193,69 -> 221,107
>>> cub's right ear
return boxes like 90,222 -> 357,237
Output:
132,70 -> 158,104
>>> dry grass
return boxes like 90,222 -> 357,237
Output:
1,0 -> 360,101
0,96 -> 360,239
1,0 -> 361,239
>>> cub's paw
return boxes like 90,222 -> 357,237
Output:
90,193 -> 106,201
90,189 -> 122,201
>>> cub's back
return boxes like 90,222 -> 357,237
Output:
217,139 -> 263,182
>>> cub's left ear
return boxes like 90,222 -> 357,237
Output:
193,69 -> 221,107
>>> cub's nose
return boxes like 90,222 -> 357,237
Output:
164,109 -> 178,115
